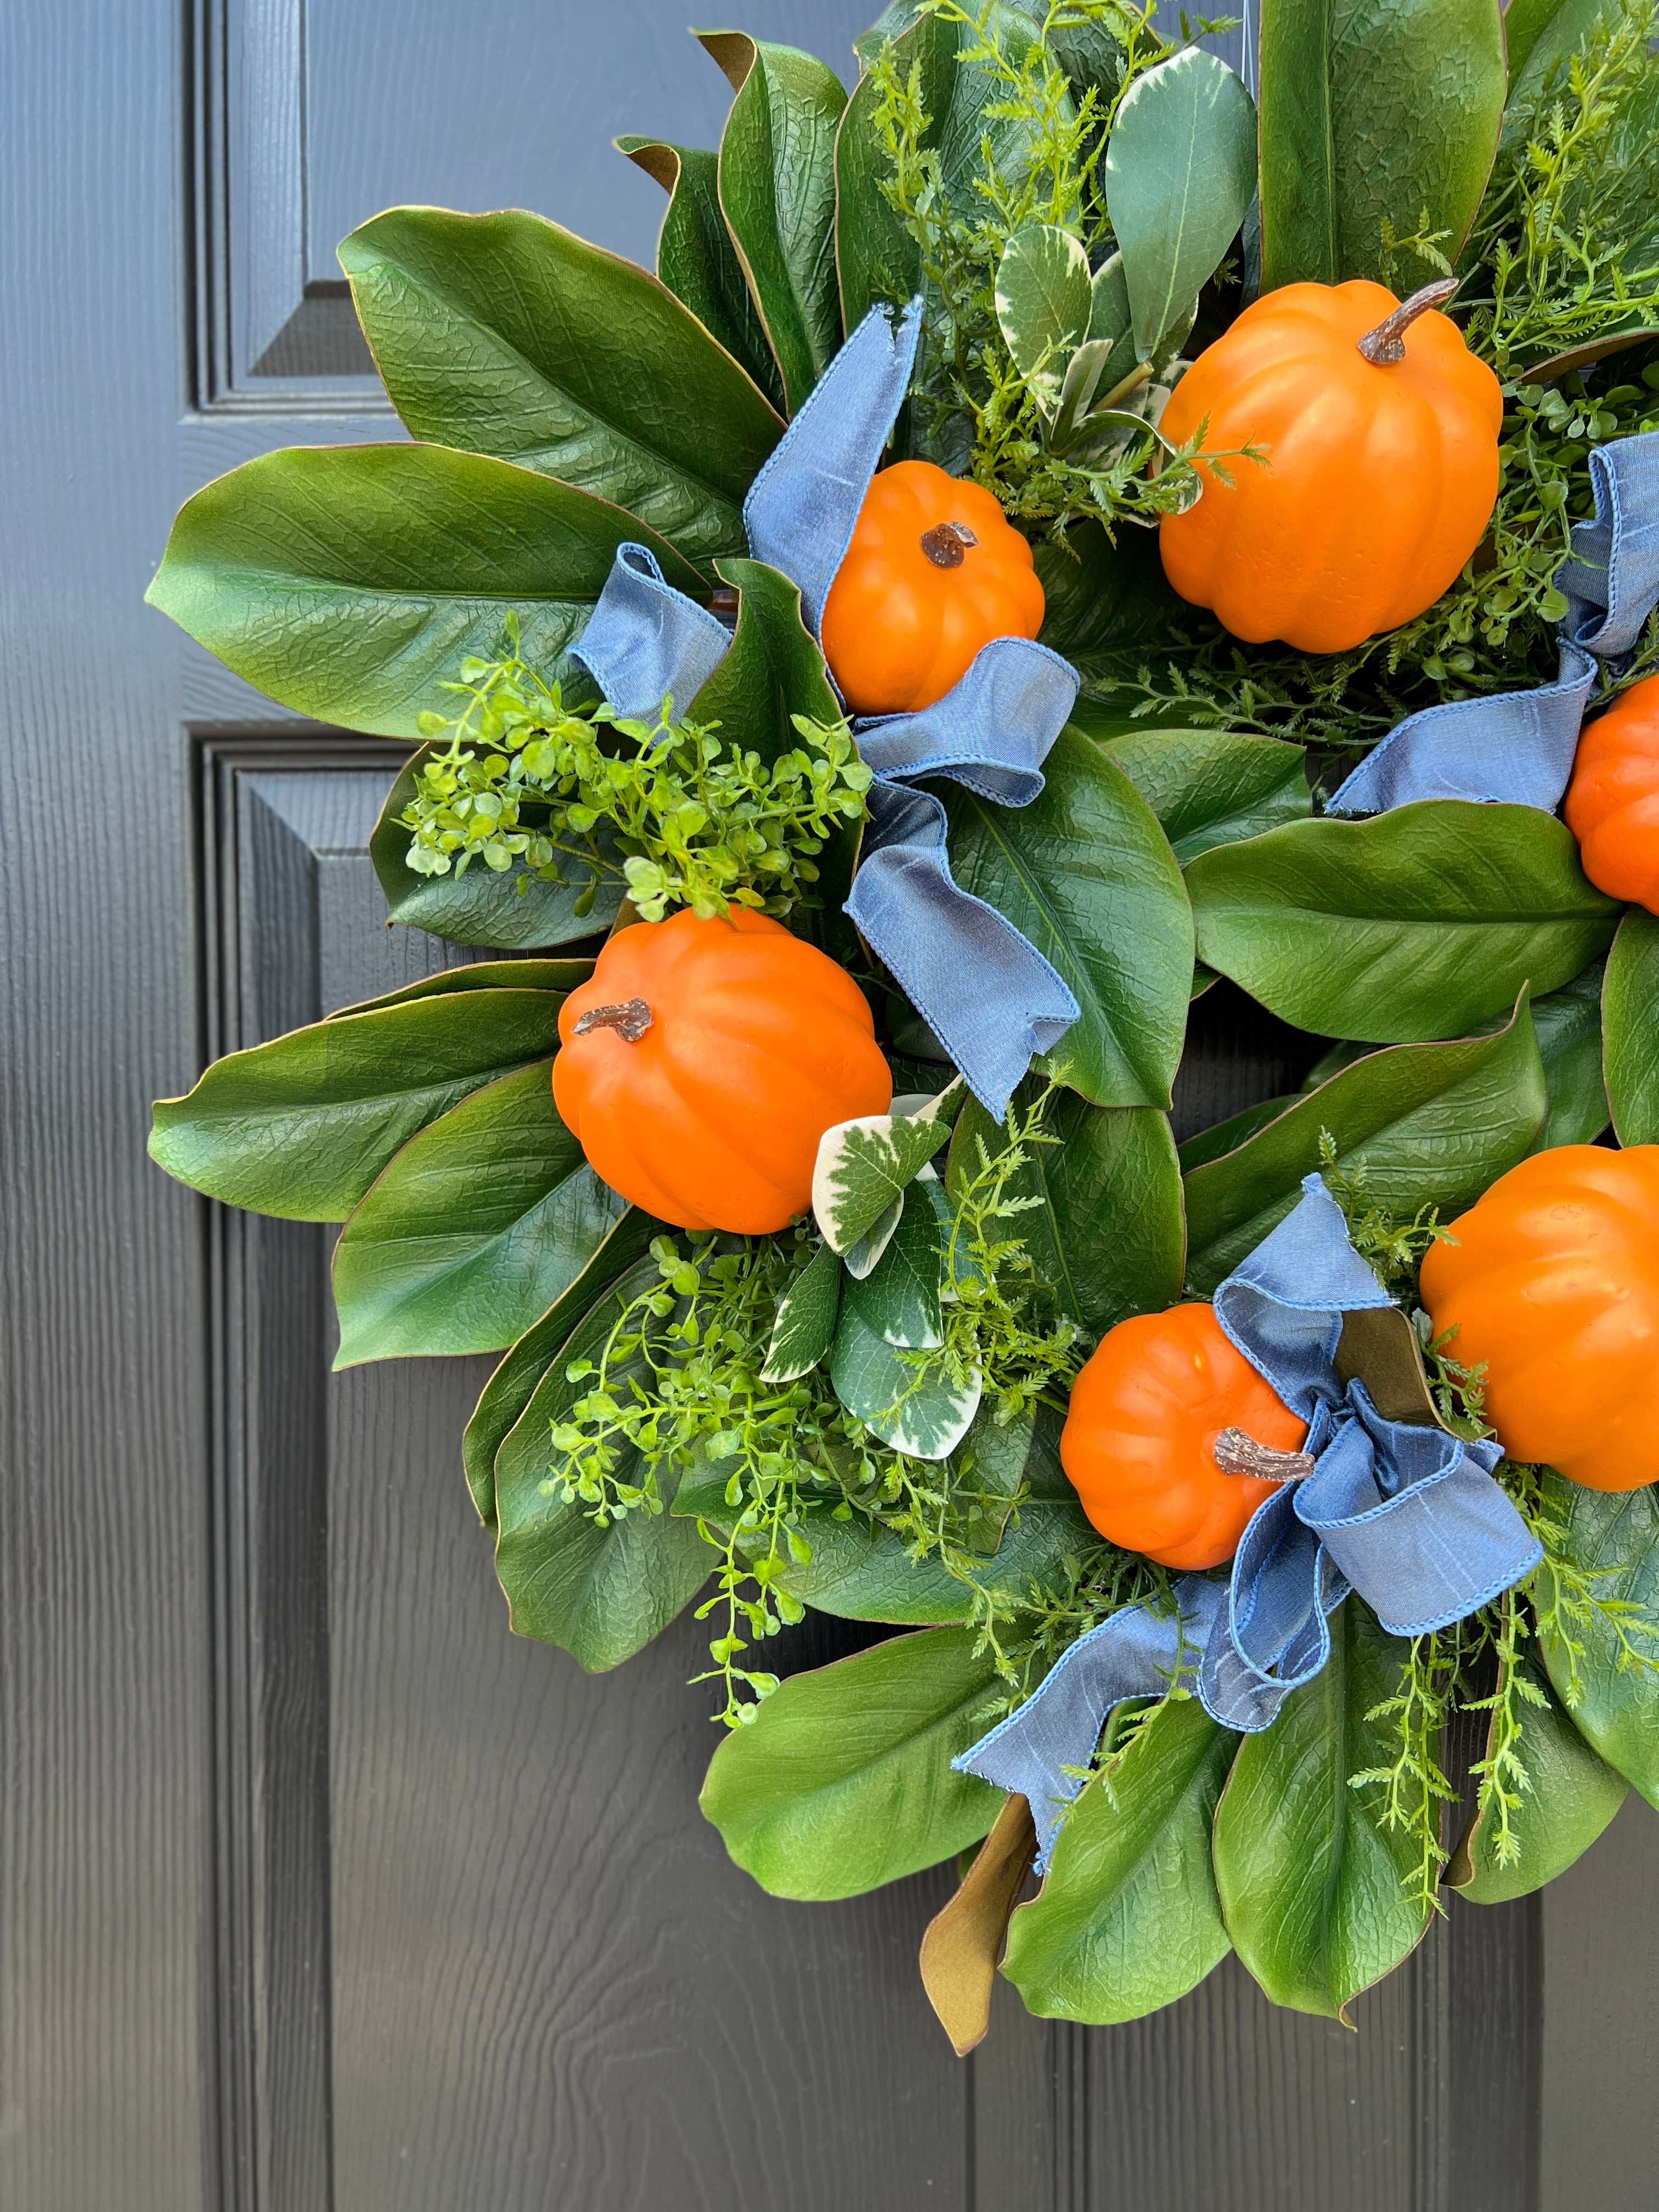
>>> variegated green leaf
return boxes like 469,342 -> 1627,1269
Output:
812,1077 -> 966,1252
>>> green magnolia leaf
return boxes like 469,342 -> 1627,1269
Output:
1002,1699 -> 1235,2023
337,206 -> 782,568
1103,729 -> 1311,864
369,746 -> 623,950
1182,998 -> 1546,1293
1604,909 -> 1659,1144
701,32 -> 847,415
462,1208 -> 661,1528
947,1084 -> 1184,1338
760,1241 -> 843,1383
1503,0 -> 1609,106
616,137 -> 788,410
1213,1600 -> 1431,2017
1104,47 -> 1257,362
1448,1650 -> 1628,1904
330,1062 -> 625,1367
995,223 -> 1092,415
1035,521 -> 1205,699
149,988 -> 567,1221
813,1077 -> 965,1253
1258,0 -> 1507,290
699,1625 -> 1006,1898
1177,1094 -> 1299,1173
1049,15 -> 1123,111
329,959 -> 593,1018
1186,803 -> 1621,1043
944,729 -> 1194,1109
834,3 -> 1047,338
1530,954 -> 1610,1148
493,1258 -> 711,1669
830,1305 -> 981,1458
844,1173 -> 948,1350
145,444 -> 705,739
1538,1477 -> 1659,1807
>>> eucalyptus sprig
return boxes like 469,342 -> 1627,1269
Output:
400,625 -> 871,923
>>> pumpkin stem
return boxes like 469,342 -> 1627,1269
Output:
573,997 -> 653,1043
1356,278 -> 1460,366
1212,1426 -> 1317,1482
920,520 -> 980,569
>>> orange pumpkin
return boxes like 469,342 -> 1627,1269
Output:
820,459 -> 1045,715
1420,1145 -> 1659,1492
1564,674 -> 1659,910
553,908 -> 891,1234
1158,279 -> 1503,655
1059,1302 -> 1305,1570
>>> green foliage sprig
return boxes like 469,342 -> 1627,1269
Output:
400,624 -> 871,923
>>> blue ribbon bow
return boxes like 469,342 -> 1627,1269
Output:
1328,428 -> 1659,815
955,1175 -> 1542,1869
568,298 -> 1080,1117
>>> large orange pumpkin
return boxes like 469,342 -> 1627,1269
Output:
1059,1302 -> 1305,1569
820,459 -> 1044,715
553,909 -> 891,1234
1420,1145 -> 1659,1492
1564,674 -> 1659,910
1158,279 -> 1503,655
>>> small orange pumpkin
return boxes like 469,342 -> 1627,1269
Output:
1564,674 -> 1659,910
1420,1145 -> 1659,1492
1158,279 -> 1503,655
819,459 -> 1045,715
1059,1302 -> 1305,1570
553,909 -> 891,1234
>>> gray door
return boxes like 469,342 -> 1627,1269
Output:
5,3 -> 1658,2207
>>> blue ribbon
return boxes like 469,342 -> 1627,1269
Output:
954,1174 -> 1542,1861
563,298 -> 1082,1118
1328,428 -> 1659,814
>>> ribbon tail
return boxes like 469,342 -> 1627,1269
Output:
1559,429 -> 1659,657
1198,1485 -> 1351,1733
742,296 -> 924,636
952,1577 -> 1224,1871
569,543 -> 732,722
847,784 -> 1079,1119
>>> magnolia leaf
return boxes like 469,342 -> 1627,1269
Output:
1604,909 -> 1659,1144
1182,997 -> 1546,1294
1177,1094 -> 1299,1174
493,1257 -> 710,1669
812,1077 -> 966,1254
1002,1699 -> 1235,2023
1186,802 -> 1621,1043
329,959 -> 593,1019
946,1084 -> 1184,1338
148,988 -> 567,1221
1214,1600 -> 1432,2016
1103,729 -> 1311,864
700,33 -> 847,416
699,1626 -> 1007,1898
337,205 -> 782,567
1537,1477 -> 1659,1807
1529,954 -> 1610,1148
1259,0 -> 1506,289
1104,47 -> 1257,362
760,1242 -> 844,1383
830,1306 -> 982,1459
462,1208 -> 661,1529
616,137 -> 787,410
330,1062 -> 626,1367
944,730 -> 1193,1109
1448,1649 -> 1628,1904
144,443 -> 706,738
843,1173 -> 949,1349
369,745 -> 623,950
995,223 -> 1092,416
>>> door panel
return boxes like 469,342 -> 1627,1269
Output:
4,2 -> 1657,2207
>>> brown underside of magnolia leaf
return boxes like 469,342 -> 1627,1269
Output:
919,1792 -> 1038,2056
1334,1305 -> 1442,1429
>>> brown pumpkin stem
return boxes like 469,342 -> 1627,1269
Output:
573,997 -> 653,1043
1212,1426 -> 1316,1482
1356,277 -> 1460,366
920,520 -> 980,569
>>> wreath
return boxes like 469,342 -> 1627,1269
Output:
146,0 -> 1659,2044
